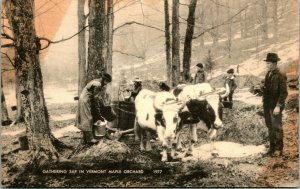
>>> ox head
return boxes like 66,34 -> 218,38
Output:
154,93 -> 185,143
204,93 -> 223,130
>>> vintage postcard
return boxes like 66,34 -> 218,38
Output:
1,0 -> 299,187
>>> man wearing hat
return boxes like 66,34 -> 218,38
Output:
75,72 -> 113,144
193,63 -> 206,84
129,77 -> 142,101
220,68 -> 237,108
262,53 -> 288,156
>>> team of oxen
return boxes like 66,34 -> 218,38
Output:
134,83 -> 224,161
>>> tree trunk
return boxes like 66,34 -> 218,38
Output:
272,0 -> 278,41
226,0 -> 232,58
15,69 -> 24,120
261,0 -> 268,40
6,0 -> 58,165
199,0 -> 205,47
106,0 -> 114,75
213,0 -> 219,45
171,0 -> 180,87
87,0 -> 106,82
239,0 -> 245,38
78,0 -> 87,95
164,0 -> 172,85
182,0 -> 197,82
1,79 -> 11,124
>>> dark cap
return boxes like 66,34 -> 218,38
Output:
102,73 -> 112,82
227,68 -> 234,74
264,53 -> 280,62
196,63 -> 204,68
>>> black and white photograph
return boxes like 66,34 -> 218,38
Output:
1,0 -> 299,187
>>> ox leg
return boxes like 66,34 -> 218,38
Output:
139,129 -> 146,151
191,123 -> 198,142
157,126 -> 168,161
186,124 -> 197,157
145,130 -> 152,151
161,146 -> 168,162
175,132 -> 183,152
134,118 -> 140,141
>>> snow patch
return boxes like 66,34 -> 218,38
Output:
51,114 -> 76,121
52,125 -> 80,138
1,128 -> 26,137
182,141 -> 266,161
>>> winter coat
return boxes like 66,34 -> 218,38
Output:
262,68 -> 288,110
193,70 -> 206,84
221,75 -> 237,98
75,78 -> 106,131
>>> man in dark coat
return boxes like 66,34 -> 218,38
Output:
220,68 -> 237,108
262,53 -> 288,156
194,63 -> 206,84
75,73 -> 112,144
129,77 -> 142,101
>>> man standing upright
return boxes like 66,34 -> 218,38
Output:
75,73 -> 113,144
262,53 -> 288,156
194,63 -> 206,84
220,68 -> 237,109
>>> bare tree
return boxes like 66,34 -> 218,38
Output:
87,0 -> 107,82
172,0 -> 180,86
204,49 -> 215,80
226,0 -> 232,58
1,77 -> 11,125
164,0 -> 172,85
78,0 -> 87,96
260,0 -> 268,40
182,0 -> 197,82
199,0 -> 205,47
106,0 -> 114,75
272,0 -> 278,41
212,0 -> 220,45
5,0 -> 58,165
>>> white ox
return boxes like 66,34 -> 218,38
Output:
134,89 -> 184,161
173,83 -> 223,155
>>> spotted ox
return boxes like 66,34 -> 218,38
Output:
173,83 -> 223,155
134,89 -> 184,161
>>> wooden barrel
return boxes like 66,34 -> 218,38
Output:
111,101 -> 135,130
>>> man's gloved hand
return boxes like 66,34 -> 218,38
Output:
273,106 -> 280,115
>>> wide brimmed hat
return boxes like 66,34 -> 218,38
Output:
264,53 -> 281,62
196,63 -> 204,68
133,77 -> 142,82
227,68 -> 234,74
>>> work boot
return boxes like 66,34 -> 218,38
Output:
83,131 -> 98,145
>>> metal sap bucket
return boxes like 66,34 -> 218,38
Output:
93,120 -> 107,137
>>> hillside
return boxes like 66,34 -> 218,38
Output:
111,0 -> 298,86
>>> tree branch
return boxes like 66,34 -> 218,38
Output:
1,33 -> 14,41
1,68 -> 15,73
114,21 -> 164,33
193,4 -> 250,39
113,50 -> 145,59
39,25 -> 89,50
1,43 -> 15,48
113,0 -> 139,14
2,52 -> 15,67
